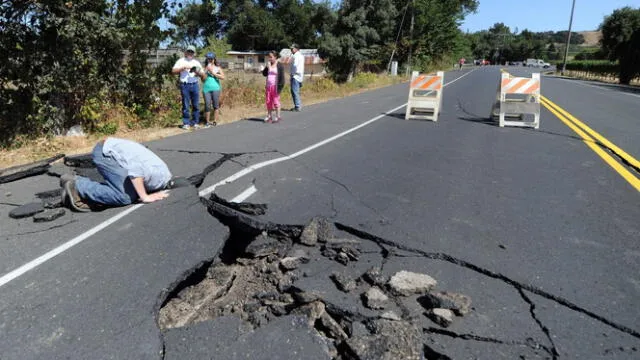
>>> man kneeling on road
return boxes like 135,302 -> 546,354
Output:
60,138 -> 171,211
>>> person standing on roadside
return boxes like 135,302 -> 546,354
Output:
289,44 -> 304,112
262,50 -> 285,123
172,45 -> 204,130
202,52 -> 225,127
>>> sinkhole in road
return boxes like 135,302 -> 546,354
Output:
156,194 -> 640,359
157,195 -> 478,360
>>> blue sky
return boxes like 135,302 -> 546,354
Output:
460,0 -> 640,33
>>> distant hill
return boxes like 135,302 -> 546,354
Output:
579,31 -> 602,47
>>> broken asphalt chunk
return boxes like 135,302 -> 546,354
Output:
387,270 -> 437,296
318,312 -> 349,341
362,266 -> 388,287
363,287 -> 389,310
292,301 -> 326,326
0,154 -> 64,184
286,248 -> 311,262
299,217 -> 319,246
418,291 -> 472,316
380,311 -> 402,321
33,208 -> 65,222
63,153 -> 94,168
299,216 -> 334,246
279,257 -> 303,271
9,202 -> 45,219
425,308 -> 455,328
209,193 -> 267,216
330,272 -> 357,293
346,319 -> 422,360
244,233 -> 288,258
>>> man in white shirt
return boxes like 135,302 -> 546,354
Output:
172,45 -> 204,130
289,44 -> 305,112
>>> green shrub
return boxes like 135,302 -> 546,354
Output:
564,60 -> 619,77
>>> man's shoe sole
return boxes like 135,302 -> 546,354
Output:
64,181 -> 90,212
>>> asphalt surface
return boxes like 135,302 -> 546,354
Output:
0,66 -> 638,359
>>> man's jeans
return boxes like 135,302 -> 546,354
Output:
290,78 -> 302,109
181,82 -> 200,126
75,142 -> 138,206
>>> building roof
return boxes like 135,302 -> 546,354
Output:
226,51 -> 270,56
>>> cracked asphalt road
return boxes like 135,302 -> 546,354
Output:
0,66 -> 639,359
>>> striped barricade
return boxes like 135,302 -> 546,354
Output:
405,71 -> 444,122
491,72 -> 540,129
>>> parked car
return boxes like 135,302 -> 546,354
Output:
525,59 -> 551,68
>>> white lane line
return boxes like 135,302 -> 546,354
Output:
558,78 -> 640,99
200,67 -> 478,198
0,68 -> 477,289
0,204 -> 143,288
230,185 -> 257,203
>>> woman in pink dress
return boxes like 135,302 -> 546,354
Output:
262,51 -> 285,123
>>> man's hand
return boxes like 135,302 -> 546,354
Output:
141,191 -> 170,203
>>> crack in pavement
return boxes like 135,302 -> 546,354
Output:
425,327 -> 554,356
333,222 -> 640,341
158,148 -> 278,156
187,153 -> 245,188
159,197 -> 640,359
0,202 -> 21,207
272,149 -> 391,225
4,220 -> 78,237
518,288 -> 559,359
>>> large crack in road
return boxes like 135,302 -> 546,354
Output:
155,192 -> 640,359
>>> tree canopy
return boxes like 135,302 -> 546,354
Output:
600,6 -> 640,84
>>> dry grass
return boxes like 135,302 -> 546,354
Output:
579,31 -> 602,47
0,73 -> 407,169
559,70 -> 640,86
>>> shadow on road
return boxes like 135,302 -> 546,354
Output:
245,117 -> 266,123
385,112 -> 407,120
456,116 -> 497,126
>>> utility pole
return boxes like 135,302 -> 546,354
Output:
406,0 -> 414,76
561,0 -> 576,75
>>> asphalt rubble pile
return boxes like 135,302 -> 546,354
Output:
159,204 -> 472,360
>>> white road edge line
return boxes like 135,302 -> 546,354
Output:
0,67 -> 477,289
0,204 -> 143,288
230,185 -> 257,203
557,77 -> 640,99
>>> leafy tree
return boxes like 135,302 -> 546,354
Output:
169,0 -> 218,47
0,0 -> 124,139
201,36 -> 233,59
0,0 -> 171,145
227,2 -> 287,50
600,6 -> 640,84
318,0 -> 398,81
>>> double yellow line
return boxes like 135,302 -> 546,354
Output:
540,95 -> 640,192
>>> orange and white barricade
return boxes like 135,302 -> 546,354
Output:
492,72 -> 540,129
405,71 -> 444,122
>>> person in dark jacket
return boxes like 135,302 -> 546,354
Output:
262,50 -> 285,123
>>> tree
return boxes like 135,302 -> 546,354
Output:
169,0 -> 218,47
201,36 -> 233,59
0,0 -> 171,144
318,0 -> 397,81
0,0 -> 125,139
226,2 -> 287,50
600,7 -> 640,84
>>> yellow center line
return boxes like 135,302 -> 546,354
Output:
540,98 -> 640,192
541,95 -> 640,170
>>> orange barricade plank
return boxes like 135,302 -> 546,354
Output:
419,76 -> 439,90
410,75 -> 426,88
